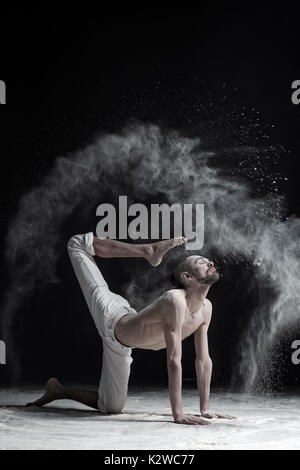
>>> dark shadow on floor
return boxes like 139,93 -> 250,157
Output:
0,405 -> 173,422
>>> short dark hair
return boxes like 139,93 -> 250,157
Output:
169,255 -> 200,288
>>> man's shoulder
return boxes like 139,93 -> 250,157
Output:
161,289 -> 186,304
204,298 -> 212,310
203,298 -> 213,323
157,290 -> 187,316
158,290 -> 186,325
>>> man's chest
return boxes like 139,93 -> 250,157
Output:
181,311 -> 205,339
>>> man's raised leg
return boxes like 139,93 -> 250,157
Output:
93,235 -> 187,266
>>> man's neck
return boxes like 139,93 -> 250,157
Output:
185,284 -> 210,308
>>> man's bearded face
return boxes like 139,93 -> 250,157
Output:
191,256 -> 220,285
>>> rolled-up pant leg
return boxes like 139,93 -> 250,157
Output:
67,233 -> 133,414
67,232 -> 108,336
99,339 -> 133,414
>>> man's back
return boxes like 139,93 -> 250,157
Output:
114,289 -> 210,350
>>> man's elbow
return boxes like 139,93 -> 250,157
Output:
195,356 -> 212,369
167,358 -> 182,370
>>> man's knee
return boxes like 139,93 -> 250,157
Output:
98,403 -> 124,414
102,397 -> 126,414
105,404 -> 124,414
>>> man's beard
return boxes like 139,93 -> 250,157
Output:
195,270 -> 220,286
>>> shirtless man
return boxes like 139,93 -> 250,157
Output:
26,232 -> 235,425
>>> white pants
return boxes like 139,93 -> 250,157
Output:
67,232 -> 137,413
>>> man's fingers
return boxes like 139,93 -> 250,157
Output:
189,418 -> 200,425
179,414 -> 211,425
186,418 -> 210,425
201,413 -> 216,419
199,412 -> 237,419
195,418 -> 211,425
192,413 -> 214,421
216,413 -> 236,419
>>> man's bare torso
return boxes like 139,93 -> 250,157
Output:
114,289 -> 209,350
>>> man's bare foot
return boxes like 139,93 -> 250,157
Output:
145,237 -> 188,267
25,378 -> 64,408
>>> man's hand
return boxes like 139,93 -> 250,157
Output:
201,410 -> 236,419
174,414 -> 211,425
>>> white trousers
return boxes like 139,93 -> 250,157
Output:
67,232 -> 137,413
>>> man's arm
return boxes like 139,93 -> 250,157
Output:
194,301 -> 236,420
194,301 -> 213,414
162,292 -> 210,426
163,293 -> 184,420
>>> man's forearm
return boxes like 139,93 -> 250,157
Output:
195,358 -> 212,412
167,361 -> 183,419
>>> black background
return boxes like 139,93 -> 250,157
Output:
0,7 -> 299,389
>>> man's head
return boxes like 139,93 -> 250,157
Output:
170,255 -> 220,289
